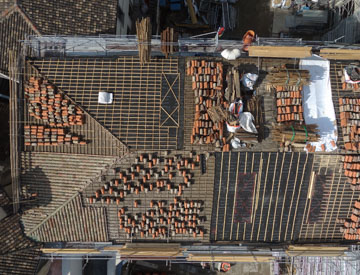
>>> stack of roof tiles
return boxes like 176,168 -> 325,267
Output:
339,200 -> 360,240
87,153 -> 206,240
24,125 -> 86,146
342,155 -> 360,189
118,198 -> 205,239
25,77 -> 84,126
276,87 -> 304,123
187,60 -> 229,151
339,97 -> 360,151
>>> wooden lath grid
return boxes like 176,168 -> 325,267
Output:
211,152 -> 313,243
22,61 -> 127,156
30,57 -> 182,150
330,61 -> 360,152
299,154 -> 360,242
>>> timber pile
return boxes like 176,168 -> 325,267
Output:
24,125 -> 86,146
86,153 -> 206,239
136,17 -> 151,64
339,97 -> 360,151
342,155 -> 360,189
273,124 -> 319,149
337,69 -> 360,92
275,87 -> 304,123
161,27 -> 178,58
186,60 -> 230,151
265,68 -> 310,91
225,67 -> 241,102
25,77 -> 84,127
338,200 -> 360,240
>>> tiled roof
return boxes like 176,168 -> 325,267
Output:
20,152 -> 117,239
20,0 -> 117,35
0,214 -> 36,254
0,214 -> 41,275
29,195 -> 108,242
0,0 -> 14,15
0,6 -> 37,74
0,246 -> 41,275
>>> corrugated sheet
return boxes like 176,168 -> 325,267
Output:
31,195 -> 108,242
20,0 -> 117,35
20,152 -> 117,237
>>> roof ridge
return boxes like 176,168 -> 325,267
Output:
0,4 -> 41,35
27,61 -> 129,153
13,4 -> 41,35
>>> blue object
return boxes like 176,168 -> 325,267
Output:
170,3 -> 181,11
160,0 -> 166,7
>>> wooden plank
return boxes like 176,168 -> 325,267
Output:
186,0 -> 198,24
249,46 -> 312,58
187,254 -> 274,262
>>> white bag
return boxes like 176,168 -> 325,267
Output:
239,112 -> 258,134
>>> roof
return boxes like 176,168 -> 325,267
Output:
0,5 -> 38,74
20,152 -> 116,241
0,190 -> 41,275
29,56 -> 184,150
19,0 -> 117,35
0,0 -> 118,74
12,54 -> 360,246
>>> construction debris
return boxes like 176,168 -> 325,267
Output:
339,200 -> 360,240
24,125 -> 86,146
187,60 -> 229,151
24,77 -> 84,126
161,27 -> 178,58
338,66 -> 360,92
136,17 -> 151,64
339,97 -> 360,152
342,155 -> 360,188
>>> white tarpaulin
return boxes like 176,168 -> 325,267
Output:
300,55 -> 338,152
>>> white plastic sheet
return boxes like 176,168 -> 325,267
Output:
98,91 -> 113,104
299,55 -> 338,152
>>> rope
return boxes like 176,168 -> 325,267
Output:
285,67 -> 290,86
303,125 -> 308,142
290,125 -> 295,142
296,69 -> 302,86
